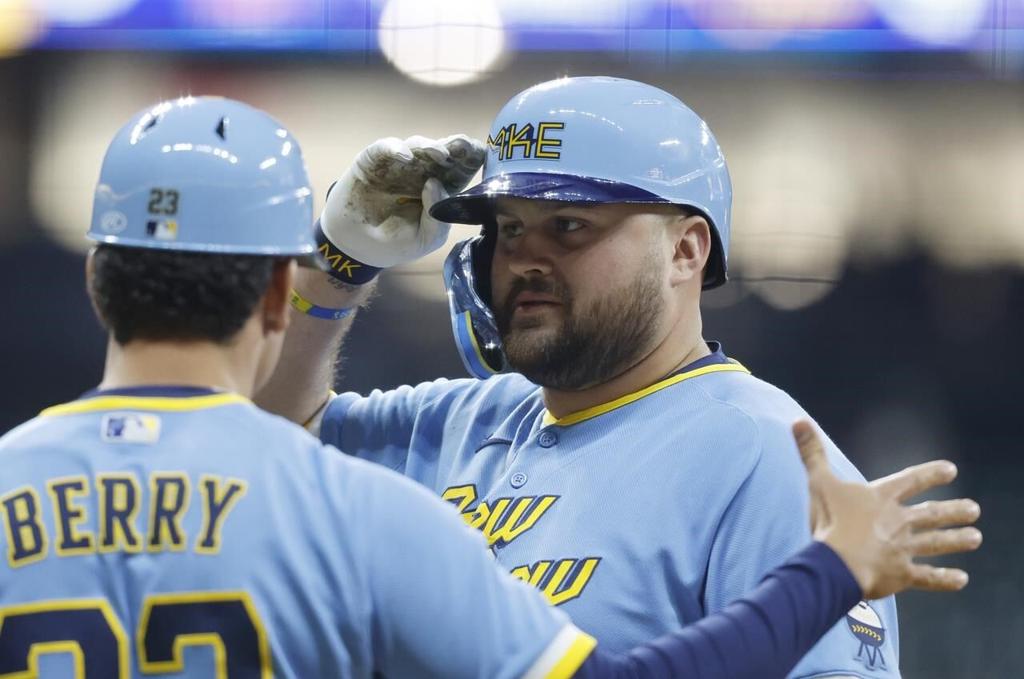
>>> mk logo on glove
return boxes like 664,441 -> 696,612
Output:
314,220 -> 382,285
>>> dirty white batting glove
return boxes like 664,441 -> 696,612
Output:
315,134 -> 486,285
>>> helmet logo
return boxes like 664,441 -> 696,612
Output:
486,122 -> 564,161
99,211 -> 128,234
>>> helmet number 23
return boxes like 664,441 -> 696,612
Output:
148,188 -> 180,216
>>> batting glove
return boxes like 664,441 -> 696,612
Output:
316,134 -> 486,285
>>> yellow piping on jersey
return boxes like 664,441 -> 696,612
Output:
39,393 -> 249,417
542,361 -> 750,427
544,631 -> 598,679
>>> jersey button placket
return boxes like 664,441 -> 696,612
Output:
537,430 -> 558,448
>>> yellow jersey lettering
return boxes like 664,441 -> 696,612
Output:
478,497 -> 510,537
195,476 -> 247,554
1,487 -> 48,567
441,484 -> 477,513
47,476 -> 95,556
536,122 -> 564,159
510,559 -> 553,587
441,486 -> 559,548
97,474 -> 142,553
509,557 -> 601,606
541,557 -> 601,606
487,495 -> 558,547
147,473 -> 190,552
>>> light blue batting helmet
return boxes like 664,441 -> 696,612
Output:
89,96 -> 315,258
432,76 -> 732,379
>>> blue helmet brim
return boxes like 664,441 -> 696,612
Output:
429,172 -> 670,225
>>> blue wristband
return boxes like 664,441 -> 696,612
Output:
289,289 -> 354,321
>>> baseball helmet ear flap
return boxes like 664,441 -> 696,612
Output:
443,225 -> 506,379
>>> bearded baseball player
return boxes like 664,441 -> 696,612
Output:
257,77 -> 980,678
0,93 -> 984,679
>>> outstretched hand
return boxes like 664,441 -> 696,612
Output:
793,421 -> 982,600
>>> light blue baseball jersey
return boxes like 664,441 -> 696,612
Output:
322,344 -> 901,678
0,386 -> 595,678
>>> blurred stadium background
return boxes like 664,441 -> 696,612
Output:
0,0 -> 1021,675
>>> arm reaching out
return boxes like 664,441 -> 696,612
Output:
255,135 -> 485,425
570,421 -> 981,678
794,420 -> 981,598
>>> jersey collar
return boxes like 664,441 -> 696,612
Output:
540,342 -> 749,428
40,385 -> 249,417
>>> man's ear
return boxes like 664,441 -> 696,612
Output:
669,214 -> 711,286
85,247 -> 95,291
262,259 -> 297,334
84,246 -> 106,326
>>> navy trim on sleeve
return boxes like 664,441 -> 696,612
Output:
574,541 -> 862,679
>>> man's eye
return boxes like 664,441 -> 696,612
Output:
498,222 -> 523,239
555,218 -> 585,233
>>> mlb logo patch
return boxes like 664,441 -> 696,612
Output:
145,219 -> 178,240
101,413 -> 161,444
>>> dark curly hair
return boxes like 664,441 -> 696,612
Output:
89,244 -> 278,345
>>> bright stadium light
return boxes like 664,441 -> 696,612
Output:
872,0 -> 989,46
378,0 -> 506,87
0,0 -> 44,56
32,0 -> 139,25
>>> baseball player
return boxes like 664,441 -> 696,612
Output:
0,95 -> 981,678
258,77 -> 980,677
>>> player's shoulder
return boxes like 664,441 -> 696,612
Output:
686,367 -> 807,437
696,368 -> 863,480
697,367 -> 804,415
400,372 -> 539,405
0,414 -> 59,454
329,372 -> 541,421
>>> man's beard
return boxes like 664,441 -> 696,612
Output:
495,266 -> 665,390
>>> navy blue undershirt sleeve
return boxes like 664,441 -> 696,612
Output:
573,541 -> 862,679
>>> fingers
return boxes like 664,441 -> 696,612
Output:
793,420 -> 832,482
905,498 -> 980,531
418,178 -> 452,252
909,526 -> 983,557
442,134 -> 487,176
872,460 -> 957,502
361,136 -> 414,164
907,563 -> 970,591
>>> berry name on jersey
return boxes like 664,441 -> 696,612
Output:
1,472 -> 246,568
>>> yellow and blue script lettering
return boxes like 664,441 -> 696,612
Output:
442,484 -> 599,606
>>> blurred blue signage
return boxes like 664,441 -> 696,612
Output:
28,0 -> 1024,52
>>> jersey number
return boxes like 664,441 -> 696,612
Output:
0,592 -> 270,678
